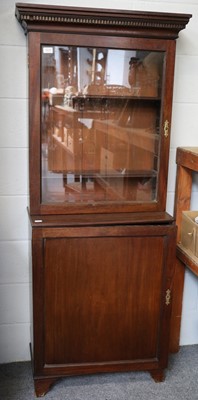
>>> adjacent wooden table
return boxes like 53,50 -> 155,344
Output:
170,147 -> 198,352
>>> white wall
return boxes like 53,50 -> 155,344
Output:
0,0 -> 198,363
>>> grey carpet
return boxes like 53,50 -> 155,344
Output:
0,345 -> 198,399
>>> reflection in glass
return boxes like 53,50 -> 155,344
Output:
41,46 -> 164,205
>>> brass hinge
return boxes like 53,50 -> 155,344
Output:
165,289 -> 171,305
164,120 -> 169,138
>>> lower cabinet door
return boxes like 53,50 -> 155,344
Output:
32,223 -> 176,379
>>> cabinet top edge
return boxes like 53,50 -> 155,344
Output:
28,211 -> 175,228
15,2 -> 192,38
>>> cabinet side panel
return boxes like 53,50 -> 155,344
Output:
32,237 -> 45,374
29,32 -> 41,214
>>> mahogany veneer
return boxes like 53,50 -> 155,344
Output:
15,4 -> 191,396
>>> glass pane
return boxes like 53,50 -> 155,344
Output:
41,46 -> 164,205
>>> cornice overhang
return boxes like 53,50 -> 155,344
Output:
15,3 -> 192,39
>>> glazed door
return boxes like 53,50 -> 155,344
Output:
32,223 -> 176,376
29,31 -> 175,214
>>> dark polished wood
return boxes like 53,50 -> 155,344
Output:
150,369 -> 165,383
29,29 -> 176,216
29,210 -> 174,228
15,4 -> 191,216
15,3 -> 191,39
15,4 -> 191,396
31,222 -> 176,393
34,378 -> 58,398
